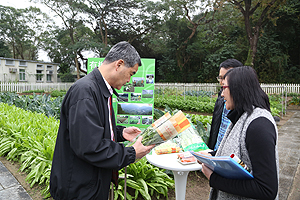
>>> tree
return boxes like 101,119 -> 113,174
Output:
78,0 -> 162,58
38,0 -> 93,79
196,3 -> 248,82
0,40 -> 11,57
0,5 -> 49,60
161,0 -> 217,73
255,0 -> 300,83
221,0 -> 286,66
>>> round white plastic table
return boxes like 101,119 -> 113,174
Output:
146,152 -> 202,200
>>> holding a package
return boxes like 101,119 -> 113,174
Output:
127,111 -> 191,147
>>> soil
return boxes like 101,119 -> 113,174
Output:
0,107 -> 298,200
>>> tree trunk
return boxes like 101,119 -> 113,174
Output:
232,0 -> 279,66
74,56 -> 81,80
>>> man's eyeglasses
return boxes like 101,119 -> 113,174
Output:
221,85 -> 229,91
216,76 -> 224,82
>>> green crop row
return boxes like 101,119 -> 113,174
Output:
154,96 -> 215,113
0,103 -> 58,197
155,94 -> 284,117
0,92 -> 63,119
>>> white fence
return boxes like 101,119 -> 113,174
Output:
154,83 -> 300,116
0,82 -> 74,93
155,83 -> 300,94
1,82 -> 299,94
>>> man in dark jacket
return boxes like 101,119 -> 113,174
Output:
207,59 -> 243,151
50,41 -> 154,200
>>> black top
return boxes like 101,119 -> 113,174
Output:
209,109 -> 278,200
208,90 -> 224,149
50,67 -> 136,200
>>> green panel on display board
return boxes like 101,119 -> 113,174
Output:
87,58 -> 155,131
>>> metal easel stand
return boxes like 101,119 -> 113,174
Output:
109,166 -> 128,200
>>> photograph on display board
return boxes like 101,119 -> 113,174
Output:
142,90 -> 153,98
118,93 -> 129,102
146,74 -> 154,84
117,103 -> 153,116
117,115 -> 129,124
129,116 -> 141,124
142,116 -> 153,125
132,77 -> 144,87
131,93 -> 141,101
123,83 -> 134,92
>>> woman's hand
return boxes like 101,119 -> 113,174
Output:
202,164 -> 213,180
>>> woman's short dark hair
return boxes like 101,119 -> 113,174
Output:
224,66 -> 270,115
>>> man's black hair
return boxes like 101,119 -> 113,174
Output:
219,59 -> 243,70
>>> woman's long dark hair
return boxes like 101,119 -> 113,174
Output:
224,66 -> 270,115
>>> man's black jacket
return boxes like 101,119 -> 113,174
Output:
207,90 -> 225,150
50,67 -> 136,200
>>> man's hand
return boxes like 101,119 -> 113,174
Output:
202,164 -> 213,180
123,127 -> 141,141
132,136 -> 155,160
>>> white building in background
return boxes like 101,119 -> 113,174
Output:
0,57 -> 59,83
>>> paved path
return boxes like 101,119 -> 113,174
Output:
0,110 -> 299,200
278,110 -> 300,200
0,161 -> 32,200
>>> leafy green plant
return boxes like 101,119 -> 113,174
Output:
154,97 -> 215,113
289,96 -> 300,106
195,121 -> 211,145
114,157 -> 174,200
0,103 -> 58,198
50,90 -> 67,97
22,89 -> 45,93
0,92 -> 63,119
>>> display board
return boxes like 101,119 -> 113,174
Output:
87,58 -> 155,131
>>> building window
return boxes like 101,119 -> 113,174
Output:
19,69 -> 26,81
47,65 -> 53,70
5,59 -> 14,65
36,70 -> 43,82
37,64 -> 44,70
19,61 -> 27,66
47,74 -> 52,82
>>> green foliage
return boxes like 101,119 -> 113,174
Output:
0,92 -> 63,119
50,90 -> 67,97
22,89 -> 45,93
268,94 -> 286,116
114,157 -> 174,200
0,103 -> 58,198
59,72 -> 75,82
0,5 -> 50,60
195,120 -> 211,145
289,96 -> 300,106
182,90 -> 214,97
189,114 -> 212,128
154,95 -> 215,114
0,39 -> 11,57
